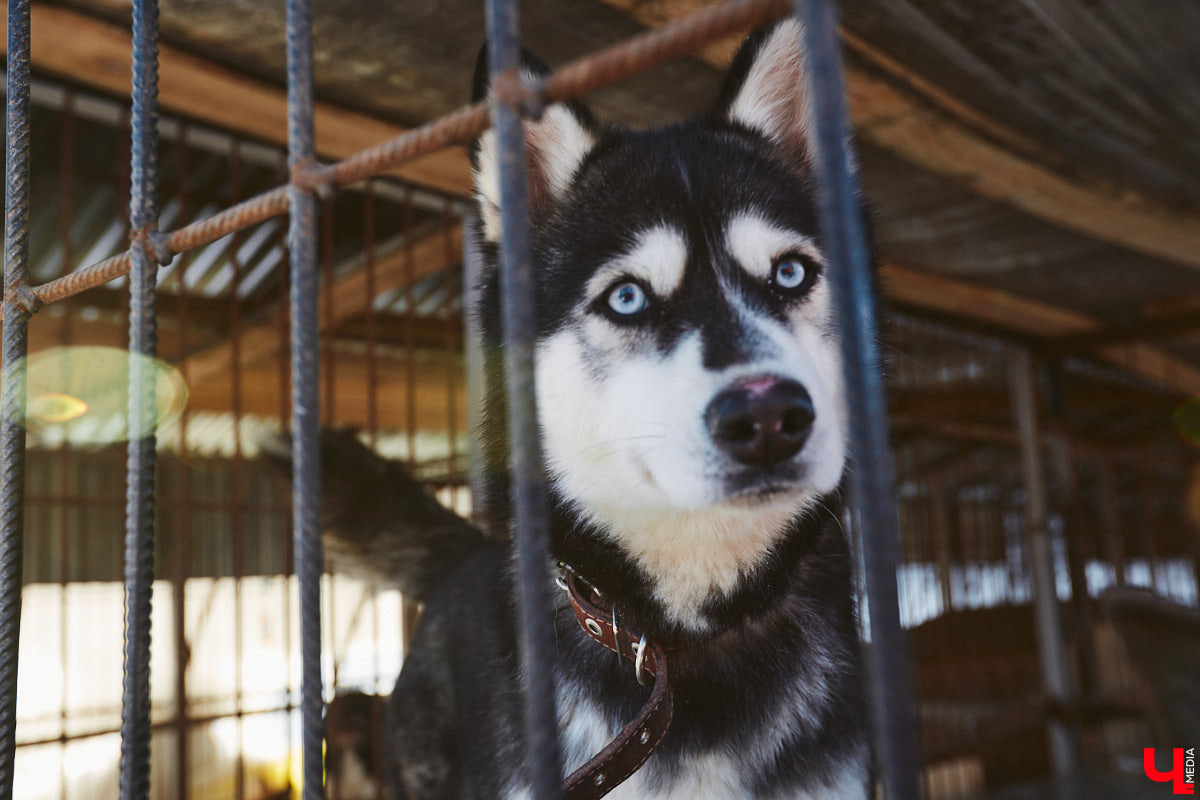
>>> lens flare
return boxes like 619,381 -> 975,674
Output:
29,392 -> 89,423
15,346 -> 188,445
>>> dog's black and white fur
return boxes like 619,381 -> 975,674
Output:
310,20 -> 870,799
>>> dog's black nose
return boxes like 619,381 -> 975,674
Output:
705,379 -> 814,468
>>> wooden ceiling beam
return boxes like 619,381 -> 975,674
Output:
1047,308 -> 1200,354
10,3 -> 470,195
880,263 -> 1200,396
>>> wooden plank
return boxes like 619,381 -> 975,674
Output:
10,4 -> 470,195
1048,308 -> 1200,353
881,263 -> 1200,394
177,224 -> 462,384
880,264 -> 1090,339
598,0 -> 1200,272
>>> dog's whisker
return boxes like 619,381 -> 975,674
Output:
580,433 -> 668,454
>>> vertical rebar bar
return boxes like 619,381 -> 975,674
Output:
483,0 -> 563,796
792,2 -> 919,798
0,0 -> 32,795
284,0 -> 325,794
120,0 -> 161,795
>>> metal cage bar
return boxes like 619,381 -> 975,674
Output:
0,0 -> 31,795
794,2 -> 920,798
284,0 -> 327,795
483,0 -> 564,797
119,0 -> 162,796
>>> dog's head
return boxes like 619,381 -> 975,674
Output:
471,21 -> 846,555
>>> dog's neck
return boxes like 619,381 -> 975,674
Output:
550,488 -> 845,640
583,500 -> 811,632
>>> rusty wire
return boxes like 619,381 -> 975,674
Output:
33,186 -> 290,305
27,0 -> 789,310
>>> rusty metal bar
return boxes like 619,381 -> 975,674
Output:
284,0 -> 326,793
0,0 -> 32,793
792,2 -> 920,797
28,0 -> 790,310
32,187 -> 289,305
484,0 -> 563,796
119,0 -> 162,794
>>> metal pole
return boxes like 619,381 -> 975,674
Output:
284,0 -> 326,794
483,0 -> 564,796
1008,349 -> 1077,782
0,0 -> 32,794
120,0 -> 161,795
792,2 -> 920,798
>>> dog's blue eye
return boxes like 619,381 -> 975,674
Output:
773,258 -> 808,290
607,282 -> 649,316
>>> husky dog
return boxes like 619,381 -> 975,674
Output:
309,19 -> 870,799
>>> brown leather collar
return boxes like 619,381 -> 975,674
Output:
559,566 -> 674,800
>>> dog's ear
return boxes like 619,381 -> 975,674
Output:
470,45 -> 598,242
712,19 -> 812,158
